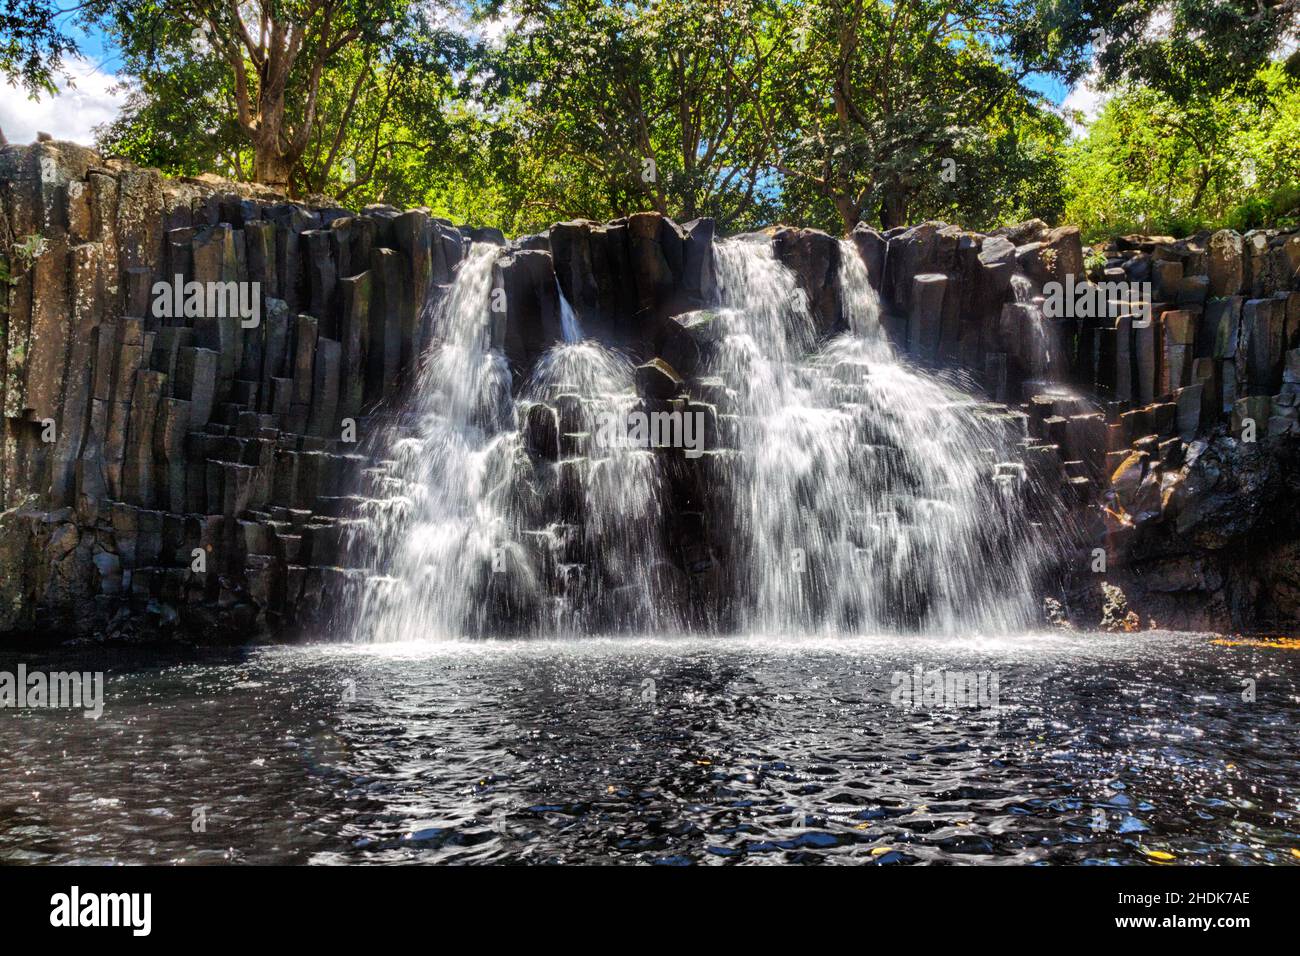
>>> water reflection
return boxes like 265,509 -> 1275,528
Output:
0,632 -> 1296,865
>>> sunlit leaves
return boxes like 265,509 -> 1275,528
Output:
1063,63 -> 1300,238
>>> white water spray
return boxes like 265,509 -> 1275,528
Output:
351,244 -> 520,641
708,238 -> 1049,633
353,246 -> 676,639
514,338 -> 676,633
352,234 -> 1054,641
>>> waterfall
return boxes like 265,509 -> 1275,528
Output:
351,233 -> 1053,641
514,339 -> 677,633
1011,272 -> 1066,382
557,279 -> 584,343
351,245 -> 676,640
708,238 -> 1050,634
351,243 -> 519,641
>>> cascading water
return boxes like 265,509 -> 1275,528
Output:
352,232 -> 1054,641
708,238 -> 1051,634
1011,272 -> 1068,382
352,243 -> 675,640
512,340 -> 676,633
350,243 -> 519,642
557,280 -> 584,344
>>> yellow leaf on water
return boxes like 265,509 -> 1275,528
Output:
1289,849 -> 1300,860
1212,636 -> 1300,650
870,846 -> 891,856
1142,848 -> 1176,862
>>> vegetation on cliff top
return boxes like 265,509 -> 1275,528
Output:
2,0 -> 1298,238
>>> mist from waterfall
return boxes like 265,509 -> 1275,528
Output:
708,238 -> 1049,634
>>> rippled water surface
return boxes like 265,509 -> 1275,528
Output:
1,632 -> 1297,864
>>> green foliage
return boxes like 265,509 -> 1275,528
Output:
754,0 -> 1078,231
1094,0 -> 1300,101
96,50 -> 246,176
6,0 -> 1297,240
484,0 -> 786,232
0,0 -> 76,95
1063,63 -> 1300,240
906,97 -> 1070,232
87,0 -> 461,192
0,235 -> 46,320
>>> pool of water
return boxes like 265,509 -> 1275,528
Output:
1,631 -> 1297,864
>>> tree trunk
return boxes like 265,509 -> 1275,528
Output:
880,192 -> 908,230
250,92 -> 295,191
253,148 -> 295,190
834,194 -> 861,236
1190,165 -> 1211,213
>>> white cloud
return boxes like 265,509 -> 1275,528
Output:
1059,6 -> 1174,138
0,56 -> 127,147
1061,69 -> 1109,136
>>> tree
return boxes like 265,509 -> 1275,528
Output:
90,0 -> 436,191
1064,62 -> 1300,238
1094,0 -> 1300,101
488,0 -> 786,230
0,0 -> 76,97
98,9 -> 473,202
759,0 -> 1081,232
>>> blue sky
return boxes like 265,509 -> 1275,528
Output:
0,24 -> 127,144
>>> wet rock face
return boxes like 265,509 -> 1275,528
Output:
493,249 -> 564,375
0,147 -> 726,643
1,142 -> 1298,642
771,227 -> 842,336
1085,433 -> 1300,631
547,213 -> 716,354
0,142 -> 469,642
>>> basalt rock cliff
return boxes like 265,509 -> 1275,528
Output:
0,141 -> 1297,642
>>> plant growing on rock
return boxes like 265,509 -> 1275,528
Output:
1100,582 -> 1140,632
0,234 -> 48,302
11,234 -> 47,267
